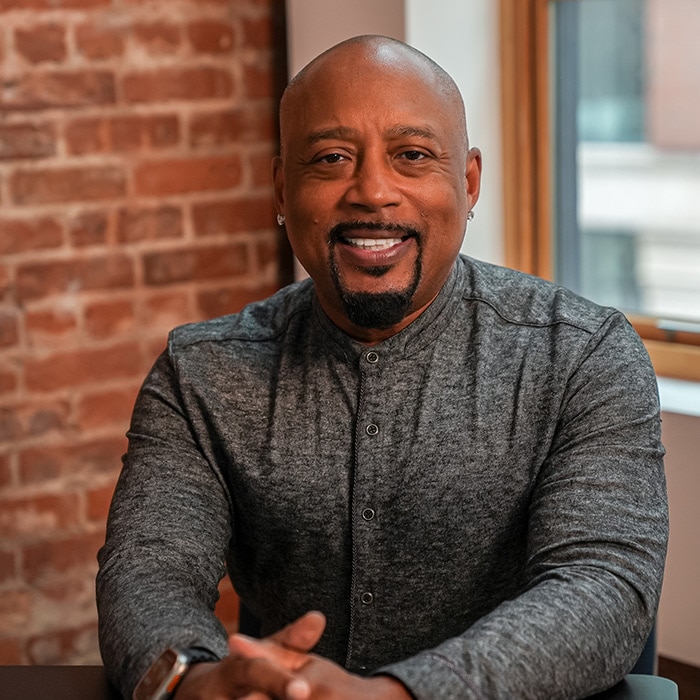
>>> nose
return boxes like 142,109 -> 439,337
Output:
344,152 -> 402,211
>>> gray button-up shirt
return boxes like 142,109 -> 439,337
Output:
97,255 -> 667,699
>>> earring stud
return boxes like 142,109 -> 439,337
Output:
276,214 -> 285,226
467,210 -> 475,221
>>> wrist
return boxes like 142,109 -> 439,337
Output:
133,647 -> 219,700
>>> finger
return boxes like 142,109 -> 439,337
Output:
229,634 -> 308,671
223,655 -> 311,700
269,611 -> 326,652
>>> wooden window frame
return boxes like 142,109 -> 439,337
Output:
499,0 -> 700,382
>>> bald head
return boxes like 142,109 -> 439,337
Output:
279,35 -> 469,156
272,34 -> 482,342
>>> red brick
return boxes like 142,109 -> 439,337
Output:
0,547 -> 17,584
22,532 -> 105,582
190,106 -> 274,148
241,15 -> 273,49
75,22 -> 125,60
24,342 -> 140,392
0,400 -> 70,443
256,230 -> 285,271
123,66 -> 233,103
0,452 -> 12,489
25,307 -> 79,339
197,284 -> 279,318
15,24 -> 67,64
0,70 -> 115,111
67,114 -> 179,155
133,22 -> 181,55
143,291 -> 191,329
77,386 -> 137,430
143,336 -> 168,367
84,298 -> 135,338
143,243 -> 249,286
0,366 -> 18,396
0,493 -> 81,537
244,61 -> 273,99
117,205 -> 182,243
145,114 -> 180,148
0,0 -> 109,8
27,622 -> 98,664
134,155 -> 241,196
16,254 -> 134,302
0,312 -> 19,348
0,217 -> 62,254
192,196 -> 276,237
250,150 -> 275,186
187,19 -> 235,54
0,123 -> 56,160
68,210 -> 109,247
19,437 -> 126,484
0,638 -> 23,665
86,484 -> 112,521
0,589 -> 32,636
10,165 -> 126,205
0,266 -> 11,302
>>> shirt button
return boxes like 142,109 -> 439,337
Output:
361,592 -> 374,605
362,508 -> 375,521
366,351 -> 379,364
366,423 -> 379,436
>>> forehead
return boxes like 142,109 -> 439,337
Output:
281,45 -> 462,143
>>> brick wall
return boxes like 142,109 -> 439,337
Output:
0,0 -> 291,664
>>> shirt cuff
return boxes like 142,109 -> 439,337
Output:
374,652 -> 481,700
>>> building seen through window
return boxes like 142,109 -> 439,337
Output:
551,0 -> 700,329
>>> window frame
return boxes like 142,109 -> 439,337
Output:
499,0 -> 700,382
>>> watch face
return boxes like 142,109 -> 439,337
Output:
133,649 -> 188,700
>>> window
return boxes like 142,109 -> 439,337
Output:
500,0 -> 700,381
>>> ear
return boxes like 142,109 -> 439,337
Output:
465,147 -> 483,211
272,156 -> 285,215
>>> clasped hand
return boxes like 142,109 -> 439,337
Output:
173,611 -> 410,700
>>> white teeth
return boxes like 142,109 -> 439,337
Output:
346,237 -> 402,251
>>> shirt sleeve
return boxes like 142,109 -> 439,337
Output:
376,312 -> 668,699
96,349 -> 232,699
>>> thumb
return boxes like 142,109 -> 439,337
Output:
269,611 -> 327,652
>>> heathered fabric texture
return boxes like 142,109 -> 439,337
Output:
96,255 -> 668,699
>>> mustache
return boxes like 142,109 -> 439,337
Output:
329,220 -> 421,242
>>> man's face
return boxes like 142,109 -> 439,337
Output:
274,46 -> 481,341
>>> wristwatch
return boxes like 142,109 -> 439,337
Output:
132,647 -> 219,700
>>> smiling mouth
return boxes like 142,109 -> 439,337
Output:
344,237 -> 405,251
330,221 -> 420,252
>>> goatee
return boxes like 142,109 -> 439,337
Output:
328,221 -> 422,330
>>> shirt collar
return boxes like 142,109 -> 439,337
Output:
312,258 -> 467,362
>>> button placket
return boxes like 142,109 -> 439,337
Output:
346,349 -> 387,669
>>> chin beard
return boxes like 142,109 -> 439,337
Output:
330,256 -> 422,330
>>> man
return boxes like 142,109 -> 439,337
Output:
97,35 -> 668,700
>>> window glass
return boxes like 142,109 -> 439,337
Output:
551,0 -> 700,327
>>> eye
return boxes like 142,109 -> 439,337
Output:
316,152 -> 347,164
399,150 -> 428,162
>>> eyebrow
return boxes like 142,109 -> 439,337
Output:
305,124 -> 439,145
